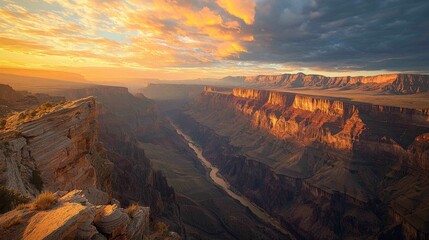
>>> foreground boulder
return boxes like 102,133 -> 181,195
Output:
0,190 -> 150,240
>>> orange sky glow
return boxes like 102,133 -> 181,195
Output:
0,0 -> 394,81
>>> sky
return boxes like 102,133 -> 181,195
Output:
0,0 -> 428,80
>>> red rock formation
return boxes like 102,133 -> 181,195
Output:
56,86 -> 182,232
176,86 -> 429,239
223,73 -> 429,94
0,97 -> 113,197
0,190 -> 150,240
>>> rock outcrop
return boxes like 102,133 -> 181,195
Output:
173,86 -> 429,239
55,86 -> 182,233
223,73 -> 429,94
0,93 -> 181,239
0,190 -> 150,240
0,97 -> 113,198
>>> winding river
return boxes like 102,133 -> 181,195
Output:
171,122 -> 293,238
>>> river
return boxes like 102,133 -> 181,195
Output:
171,122 -> 293,238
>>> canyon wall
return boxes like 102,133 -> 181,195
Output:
0,86 -> 180,239
0,97 -> 112,197
57,86 -> 182,232
175,87 -> 429,239
223,73 -> 429,94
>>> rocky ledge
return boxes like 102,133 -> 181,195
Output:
0,97 -> 113,197
0,190 -> 149,240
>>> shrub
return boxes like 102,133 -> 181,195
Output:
154,222 -> 168,237
39,102 -> 53,111
125,204 -> 141,218
15,203 -> 30,210
18,112 -> 26,120
32,192 -> 57,210
30,169 -> 43,192
0,186 -> 31,213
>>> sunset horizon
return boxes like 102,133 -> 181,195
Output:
2,0 -> 428,81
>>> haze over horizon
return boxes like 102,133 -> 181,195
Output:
1,0 -> 428,81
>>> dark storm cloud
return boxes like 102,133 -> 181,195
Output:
241,0 -> 429,72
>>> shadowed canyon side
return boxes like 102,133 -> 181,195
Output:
130,89 -> 292,239
53,86 -> 182,231
171,86 -> 429,239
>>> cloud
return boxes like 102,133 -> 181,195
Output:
0,0 -> 428,77
0,0 -> 255,70
216,0 -> 256,24
242,0 -> 429,72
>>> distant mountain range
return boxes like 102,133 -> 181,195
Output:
223,73 -> 429,94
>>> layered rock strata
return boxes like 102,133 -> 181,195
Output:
0,190 -> 149,240
173,87 -> 429,239
0,97 -> 113,197
224,73 -> 429,94
56,86 -> 182,232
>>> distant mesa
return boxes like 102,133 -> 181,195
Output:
223,73 -> 429,94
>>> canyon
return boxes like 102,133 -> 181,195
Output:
1,71 -> 429,239
0,96 -> 152,239
0,82 -> 288,239
169,86 -> 429,239
0,85 -> 181,239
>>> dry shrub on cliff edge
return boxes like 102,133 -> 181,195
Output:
125,203 -> 141,218
153,221 -> 169,238
32,192 -> 58,210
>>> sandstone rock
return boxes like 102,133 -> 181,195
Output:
126,207 -> 150,239
181,86 -> 429,239
0,189 -> 154,240
223,73 -> 429,94
60,188 -> 110,206
60,189 -> 91,205
82,187 -> 110,205
0,97 -> 113,197
22,202 -> 95,240
56,86 -> 180,230
94,204 -> 130,237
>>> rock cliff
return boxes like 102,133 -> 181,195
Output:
173,86 -> 429,239
224,73 -> 429,94
0,190 -> 150,240
56,86 -> 182,232
0,97 -> 112,198
0,90 -> 181,239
